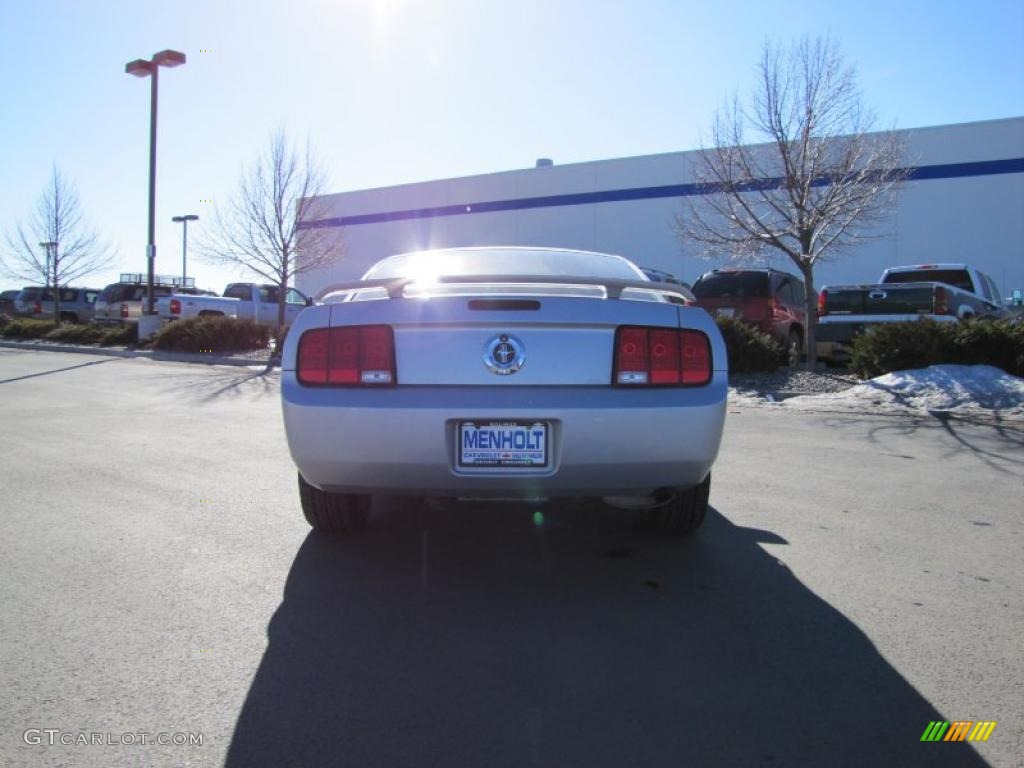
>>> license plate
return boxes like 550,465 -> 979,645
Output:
716,308 -> 735,318
457,421 -> 548,467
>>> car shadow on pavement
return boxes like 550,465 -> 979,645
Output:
225,502 -> 990,768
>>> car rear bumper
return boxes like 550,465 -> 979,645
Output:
282,374 -> 728,496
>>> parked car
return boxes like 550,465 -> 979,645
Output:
155,282 -> 311,327
639,267 -> 693,305
0,289 -> 19,316
640,267 -> 692,291
817,263 -> 1006,362
691,268 -> 808,365
94,278 -> 216,325
281,246 -> 728,536
12,286 -> 100,323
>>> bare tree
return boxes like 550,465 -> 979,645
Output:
2,166 -> 114,322
677,36 -> 908,366
201,129 -> 337,329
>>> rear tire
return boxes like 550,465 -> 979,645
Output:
298,473 -> 371,534
646,473 -> 711,536
60,312 -> 77,324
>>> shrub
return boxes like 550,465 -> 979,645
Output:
99,324 -> 137,347
850,318 -> 1024,378
715,316 -> 783,373
0,313 -> 11,330
152,315 -> 270,353
949,318 -> 1024,376
45,323 -> 108,344
1,318 -> 58,339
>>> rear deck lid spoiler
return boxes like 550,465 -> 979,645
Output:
316,275 -> 695,304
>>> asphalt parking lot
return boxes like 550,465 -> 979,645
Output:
1,347 -> 1021,768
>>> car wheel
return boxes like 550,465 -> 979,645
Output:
297,473 -> 371,534
646,473 -> 711,536
786,329 -> 803,366
198,310 -> 224,317
60,312 -> 77,324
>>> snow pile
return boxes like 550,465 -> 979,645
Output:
733,365 -> 1024,418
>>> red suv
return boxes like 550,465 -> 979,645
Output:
691,268 -> 808,364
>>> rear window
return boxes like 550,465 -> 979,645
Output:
19,288 -> 45,301
883,269 -> 973,291
104,285 -> 138,302
224,284 -> 253,300
692,272 -> 770,299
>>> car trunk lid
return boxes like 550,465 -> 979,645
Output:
328,294 -> 683,386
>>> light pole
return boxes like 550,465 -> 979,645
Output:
38,241 -> 58,321
38,241 -> 57,289
172,214 -> 198,286
125,49 -> 186,314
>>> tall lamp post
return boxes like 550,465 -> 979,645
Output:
171,214 -> 199,286
125,49 -> 186,314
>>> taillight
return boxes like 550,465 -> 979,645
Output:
297,325 -> 396,387
934,286 -> 948,315
613,326 -> 712,387
120,303 -> 129,318
170,298 -> 181,315
817,291 -> 827,317
32,301 -> 41,314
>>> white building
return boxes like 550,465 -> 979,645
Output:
299,116 -> 1024,297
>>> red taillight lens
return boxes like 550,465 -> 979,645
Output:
680,330 -> 712,385
327,327 -> 359,384
614,326 -> 712,387
32,301 -> 41,314
298,325 -> 396,387
649,329 -> 680,384
297,328 -> 330,384
120,303 -> 129,318
170,298 -> 181,315
615,327 -> 649,384
817,290 -> 827,317
934,286 -> 948,315
358,325 -> 395,384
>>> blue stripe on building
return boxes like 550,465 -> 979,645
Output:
299,157 -> 1024,230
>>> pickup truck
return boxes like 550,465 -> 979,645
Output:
155,282 -> 312,327
817,263 -> 1006,361
95,278 -> 216,325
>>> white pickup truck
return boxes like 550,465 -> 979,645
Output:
817,263 -> 1006,361
155,282 -> 313,327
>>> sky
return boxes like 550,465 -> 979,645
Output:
1,0 -> 1022,294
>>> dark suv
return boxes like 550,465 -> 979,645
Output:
13,286 -> 100,323
691,268 -> 808,364
0,289 -> 19,316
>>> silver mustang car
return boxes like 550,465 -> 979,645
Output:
281,247 -> 728,536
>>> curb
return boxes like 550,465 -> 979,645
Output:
0,340 -> 278,370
